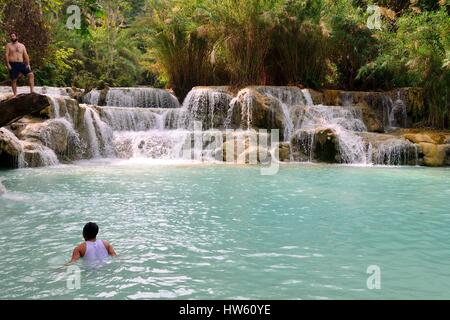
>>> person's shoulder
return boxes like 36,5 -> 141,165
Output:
75,242 -> 87,251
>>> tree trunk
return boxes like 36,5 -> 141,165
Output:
0,93 -> 50,128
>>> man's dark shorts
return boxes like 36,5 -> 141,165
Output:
9,62 -> 32,81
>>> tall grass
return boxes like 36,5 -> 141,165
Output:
266,0 -> 330,87
135,0 -> 223,99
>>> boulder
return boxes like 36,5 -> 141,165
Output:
417,143 -> 448,167
309,89 -> 324,105
222,130 -> 273,163
21,141 -> 59,168
0,128 -> 23,168
290,128 -> 339,163
0,93 -> 50,128
322,90 -> 342,106
314,128 -> 339,163
404,133 -> 437,144
359,104 -> 384,133
16,120 -> 71,153
278,142 -> 291,162
290,130 -> 314,162
228,88 -> 285,136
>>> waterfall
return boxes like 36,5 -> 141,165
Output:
1,85 -> 424,167
255,86 -> 306,105
82,106 -> 114,158
177,87 -> 234,130
279,102 -> 294,141
23,142 -> 60,167
84,90 -> 100,105
302,89 -> 314,106
99,107 -> 168,131
373,139 -> 418,166
361,133 -> 419,166
84,87 -> 180,109
382,91 -> 408,129
240,94 -> 254,131
294,105 -> 370,164
107,88 -> 180,109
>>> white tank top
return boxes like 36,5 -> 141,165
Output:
83,240 -> 109,264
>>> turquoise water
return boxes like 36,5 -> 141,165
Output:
0,162 -> 449,299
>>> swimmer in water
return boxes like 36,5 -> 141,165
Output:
69,222 -> 117,264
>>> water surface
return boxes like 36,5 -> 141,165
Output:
0,162 -> 449,299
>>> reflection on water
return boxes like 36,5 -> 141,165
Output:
0,163 -> 449,299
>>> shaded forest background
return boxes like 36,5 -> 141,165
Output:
0,0 -> 449,128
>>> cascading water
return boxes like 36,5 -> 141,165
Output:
293,105 -> 370,164
382,90 -> 408,129
84,87 -> 180,109
99,107 -> 168,131
302,89 -> 314,106
83,90 -> 100,105
360,133 -> 419,166
177,88 -> 234,130
82,105 -> 114,158
1,85 -> 424,167
373,139 -> 418,166
255,86 -> 306,105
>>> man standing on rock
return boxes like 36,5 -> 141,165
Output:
4,32 -> 35,98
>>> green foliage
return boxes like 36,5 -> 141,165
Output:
1,0 -> 447,128
358,8 -> 450,127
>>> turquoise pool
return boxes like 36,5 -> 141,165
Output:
0,162 -> 449,299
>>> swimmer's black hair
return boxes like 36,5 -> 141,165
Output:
83,222 -> 99,241
9,31 -> 17,37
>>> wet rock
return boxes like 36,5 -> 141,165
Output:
222,131 -> 272,163
404,133 -> 436,144
322,90 -> 342,106
17,120 -> 70,153
309,89 -> 323,105
403,131 -> 450,167
278,142 -> 291,162
291,128 -> 340,163
359,104 -> 384,133
22,141 -> 59,168
360,132 -> 419,166
228,88 -> 285,136
0,93 -> 50,128
290,130 -> 314,162
314,128 -> 339,163
417,143 -> 448,167
0,128 -> 23,168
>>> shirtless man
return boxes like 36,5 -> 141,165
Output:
4,32 -> 35,97
70,222 -> 117,265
